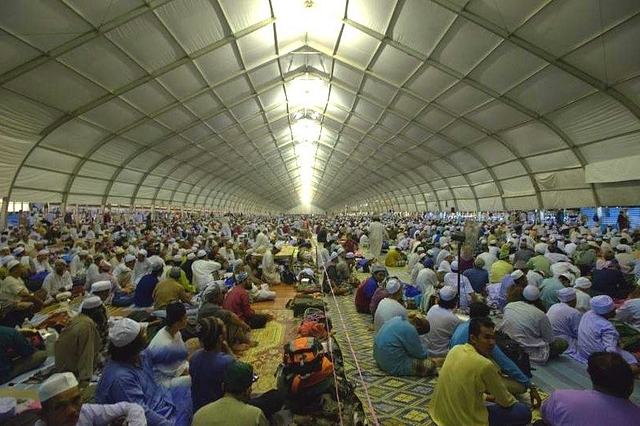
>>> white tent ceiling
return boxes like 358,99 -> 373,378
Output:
0,0 -> 639,213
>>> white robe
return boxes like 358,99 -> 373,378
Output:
368,221 -> 385,260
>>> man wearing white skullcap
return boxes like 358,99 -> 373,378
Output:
443,261 -> 477,310
133,257 -> 165,308
55,296 -> 107,387
574,295 -> 640,375
546,288 -> 582,356
373,278 -> 407,332
423,286 -> 464,357
501,285 -> 568,363
191,251 -> 222,291
42,259 -> 73,301
38,371 -> 146,426
573,277 -> 593,313
96,317 -> 192,425
133,249 -> 151,285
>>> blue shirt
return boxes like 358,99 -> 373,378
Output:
463,267 -> 489,294
498,274 -> 515,311
450,320 -> 530,387
362,276 -> 379,299
134,274 -> 159,307
0,326 -> 36,384
189,349 -> 235,412
373,316 -> 429,375
96,348 -> 191,426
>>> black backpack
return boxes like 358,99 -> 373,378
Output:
281,267 -> 297,285
495,330 -> 533,378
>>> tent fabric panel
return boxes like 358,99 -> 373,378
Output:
504,196 -> 539,211
595,181 -> 640,207
66,194 -> 103,206
501,176 -> 536,198
0,134 -> 36,196
470,138 -> 515,166
116,169 -> 145,185
89,139 -> 140,166
579,132 -> 640,163
0,89 -> 64,139
499,121 -> 566,157
535,169 -> 591,191
5,61 -> 107,113
585,155 -> 640,184
155,0 -> 226,55
473,182 -> 499,198
136,186 -> 157,200
14,167 -> 69,191
81,98 -> 146,133
547,93 -> 640,146
40,119 -> 109,156
77,161 -> 118,180
109,182 -> 136,198
525,150 -> 581,173
478,197 -> 503,211
10,189 -> 62,203
457,199 -> 477,212
25,148 -> 79,172
70,177 -> 109,195
492,161 -> 525,180
541,189 -> 595,209
106,196 -> 131,206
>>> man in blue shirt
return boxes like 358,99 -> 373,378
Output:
373,315 -> 442,377
463,257 -> 489,294
450,302 -> 542,408
134,259 -> 164,307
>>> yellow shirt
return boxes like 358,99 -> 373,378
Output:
429,344 -> 516,426
490,260 -> 513,283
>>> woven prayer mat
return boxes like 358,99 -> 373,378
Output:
326,294 -> 549,425
239,308 -> 298,394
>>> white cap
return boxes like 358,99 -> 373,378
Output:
12,247 -> 24,255
39,372 -> 78,402
6,259 -> 20,271
91,280 -> 111,293
574,277 -> 592,289
557,287 -> 576,303
439,286 -> 457,301
55,292 -> 72,302
450,260 -> 458,272
124,254 -> 136,263
172,254 -> 182,263
37,249 -> 50,256
511,270 -> 524,281
187,253 -> 196,260
385,278 -> 402,295
137,249 -> 147,257
197,250 -> 207,258
523,285 -> 540,301
80,295 -> 103,310
108,317 -> 142,348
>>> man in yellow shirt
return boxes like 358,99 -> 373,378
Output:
429,317 -> 532,426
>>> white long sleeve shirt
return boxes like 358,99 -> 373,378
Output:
35,401 -> 147,426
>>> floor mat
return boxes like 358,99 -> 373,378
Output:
239,308 -> 298,394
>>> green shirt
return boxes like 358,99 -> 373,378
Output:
192,395 -> 269,426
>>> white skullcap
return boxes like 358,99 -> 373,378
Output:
523,285 -> 540,301
329,251 -> 338,261
416,247 -> 425,253
427,249 -> 434,256
385,278 -> 402,295
336,247 -> 345,255
574,277 -> 592,289
80,295 -> 103,310
90,280 -> 111,293
115,247 -> 125,254
149,256 -> 164,270
187,252 -> 196,260
137,249 -> 147,256
108,317 -> 142,348
173,254 -> 182,263
450,261 -> 459,272
345,252 -> 355,259
534,243 -> 547,255
55,292 -> 72,302
39,372 -> 78,402
197,250 -> 207,258
488,239 -> 497,246
124,254 -> 136,263
37,249 -> 49,256
591,295 -> 614,315
6,259 -> 20,271
556,287 -> 576,303
511,269 -> 524,281
439,286 -> 457,301
12,247 -> 24,255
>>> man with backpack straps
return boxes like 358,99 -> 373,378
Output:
449,302 -> 541,406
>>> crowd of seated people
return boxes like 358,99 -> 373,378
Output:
0,208 -> 639,425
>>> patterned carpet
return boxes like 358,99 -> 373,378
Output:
239,308 -> 299,394
326,294 -> 439,426
326,294 -> 549,426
